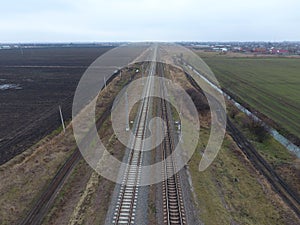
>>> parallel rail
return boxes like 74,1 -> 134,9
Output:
112,90 -> 151,224
159,63 -> 186,225
112,61 -> 155,224
113,61 -> 188,224
160,98 -> 186,224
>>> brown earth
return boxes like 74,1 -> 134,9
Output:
0,47 -> 112,164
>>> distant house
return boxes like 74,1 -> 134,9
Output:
233,47 -> 242,52
212,47 -> 228,53
270,48 -> 289,55
278,49 -> 289,55
252,48 -> 267,54
221,48 -> 228,53
0,45 -> 11,49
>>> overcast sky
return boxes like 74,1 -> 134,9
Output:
0,0 -> 299,42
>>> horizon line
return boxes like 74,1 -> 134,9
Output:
1,40 -> 300,44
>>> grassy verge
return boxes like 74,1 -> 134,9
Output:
41,64 -> 144,225
0,119 -> 77,225
41,159 -> 93,225
189,129 -> 299,224
227,102 -> 300,200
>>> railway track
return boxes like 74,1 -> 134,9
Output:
111,88 -> 149,224
112,60 -> 155,224
20,149 -> 81,225
227,119 -> 300,218
185,72 -> 300,219
19,105 -> 112,225
112,58 -> 187,224
158,62 -> 186,224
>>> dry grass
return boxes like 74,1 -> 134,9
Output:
0,121 -> 76,225
227,101 -> 300,201
189,130 -> 300,225
41,65 -> 143,225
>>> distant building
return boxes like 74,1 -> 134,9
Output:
253,47 -> 267,54
0,45 -> 11,49
270,48 -> 289,55
233,47 -> 242,52
221,48 -> 228,53
212,47 -> 228,53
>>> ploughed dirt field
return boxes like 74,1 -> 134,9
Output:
0,46 -> 112,164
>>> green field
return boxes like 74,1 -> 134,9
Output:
196,52 -> 300,139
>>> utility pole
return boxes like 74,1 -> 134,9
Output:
141,64 -> 144,85
19,45 -> 24,55
125,91 -> 129,131
59,105 -> 66,133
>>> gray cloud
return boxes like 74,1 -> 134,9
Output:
0,0 -> 299,42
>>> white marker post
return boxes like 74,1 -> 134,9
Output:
104,76 -> 107,89
59,105 -> 66,133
